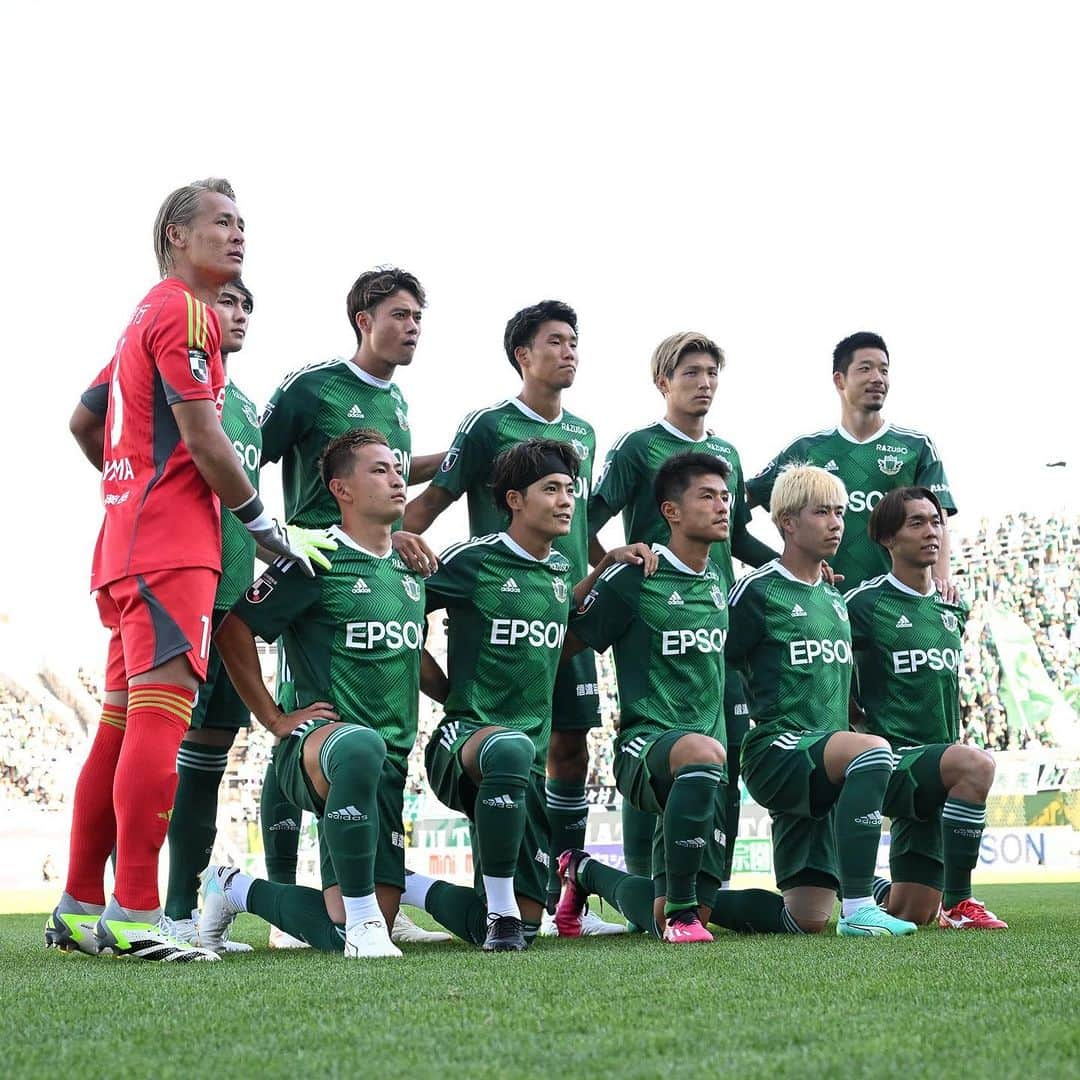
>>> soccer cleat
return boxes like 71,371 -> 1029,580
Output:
663,909 -> 714,944
199,865 -> 244,954
938,897 -> 1008,930
344,917 -> 402,959
94,907 -> 219,962
171,914 -> 255,953
482,914 -> 527,952
553,848 -> 590,937
391,910 -> 452,945
580,909 -> 628,936
268,925 -> 311,950
44,895 -> 105,956
837,904 -> 917,937
539,910 -> 558,937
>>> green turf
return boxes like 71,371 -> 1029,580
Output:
2,884 -> 1077,1079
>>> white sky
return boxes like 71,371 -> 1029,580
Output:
1,2 -> 1077,661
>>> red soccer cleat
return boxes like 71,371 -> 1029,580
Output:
663,909 -> 713,944
938,897 -> 1008,930
553,849 -> 590,938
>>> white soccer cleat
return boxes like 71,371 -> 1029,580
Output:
199,866 -> 244,954
391,910 -> 452,944
345,917 -> 402,959
579,908 -> 628,936
539,911 -> 558,937
176,912 -> 254,953
268,925 -> 311,950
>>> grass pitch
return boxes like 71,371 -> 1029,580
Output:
2,883 -> 1078,1079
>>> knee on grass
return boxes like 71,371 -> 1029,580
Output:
782,886 -> 837,934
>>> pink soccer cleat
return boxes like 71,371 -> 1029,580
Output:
663,909 -> 713,944
553,849 -> 590,938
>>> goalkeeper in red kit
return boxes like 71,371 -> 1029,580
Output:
47,178 -> 323,962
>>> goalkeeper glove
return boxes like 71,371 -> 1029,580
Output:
285,525 -> 337,572
230,494 -> 321,577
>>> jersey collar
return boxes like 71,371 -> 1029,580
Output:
342,358 -> 393,390
886,572 -> 935,597
510,396 -> 563,425
328,524 -> 392,559
498,531 -> 549,563
652,543 -> 708,576
836,420 -> 890,445
771,559 -> 823,586
657,418 -> 704,443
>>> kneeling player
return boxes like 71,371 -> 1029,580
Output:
726,464 -> 916,937
201,430 -> 431,958
846,487 -> 1006,929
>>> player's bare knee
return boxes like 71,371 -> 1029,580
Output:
783,886 -> 836,934
857,733 -> 890,754
961,747 -> 995,797
547,729 -> 589,777
892,900 -> 937,926
183,727 -> 235,749
671,733 -> 726,771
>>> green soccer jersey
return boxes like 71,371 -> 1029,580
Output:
845,573 -> 967,749
726,561 -> 853,762
746,422 -> 956,587
217,379 -> 262,610
431,398 -> 595,580
260,358 -> 412,528
425,532 -> 572,754
570,544 -> 728,746
230,525 -> 425,764
589,420 -> 755,593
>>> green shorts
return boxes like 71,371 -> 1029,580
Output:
883,743 -> 949,890
551,649 -> 601,732
614,729 -> 727,896
424,718 -> 549,906
190,616 -> 250,731
743,729 -> 842,891
272,722 -> 407,892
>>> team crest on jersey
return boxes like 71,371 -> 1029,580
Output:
245,576 -> 275,604
578,589 -> 598,614
188,348 -> 209,384
242,402 -> 259,425
402,576 -> 421,601
552,578 -> 568,603
940,611 -> 959,633
571,439 -> 589,462
832,599 -> 849,621
395,406 -> 409,431
440,449 -> 460,473
877,453 -> 903,476
710,584 -> 726,610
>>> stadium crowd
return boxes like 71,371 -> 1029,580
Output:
0,684 -> 86,806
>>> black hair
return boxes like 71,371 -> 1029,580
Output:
503,300 -> 577,375
491,438 -> 580,514
653,452 -> 731,510
347,267 -> 426,345
868,486 -> 944,547
832,331 -> 888,375
319,427 -> 390,491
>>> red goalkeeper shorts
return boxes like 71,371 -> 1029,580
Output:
96,568 -> 219,690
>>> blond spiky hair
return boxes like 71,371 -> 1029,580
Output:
770,463 -> 847,533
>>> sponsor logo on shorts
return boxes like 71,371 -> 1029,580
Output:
392,831 -> 406,848
269,818 -> 300,832
326,805 -> 368,821
675,837 -> 706,848
535,849 -> 551,868
714,829 -> 726,846
482,794 -> 517,809
854,811 -> 883,827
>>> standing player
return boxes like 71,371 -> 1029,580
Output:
404,302 -> 625,934
588,332 -> 777,896
747,332 -> 957,590
561,454 -> 731,943
46,178 -> 314,962
257,266 -> 445,947
202,430 -> 434,957
726,464 -> 916,936
846,487 -> 1006,929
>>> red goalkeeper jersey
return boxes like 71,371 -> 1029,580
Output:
91,278 -> 225,590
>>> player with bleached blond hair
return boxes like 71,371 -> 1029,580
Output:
725,464 -> 917,936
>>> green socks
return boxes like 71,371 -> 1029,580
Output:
621,801 -> 656,879
834,747 -> 894,901
164,740 -> 229,920
473,731 -> 533,881
578,858 -> 659,937
706,887 -> 804,934
545,778 -> 589,906
261,758 -> 300,884
942,798 -> 986,907
319,726 -> 386,898
663,763 -> 725,915
425,881 -> 489,945
247,879 -> 344,952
